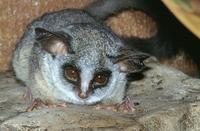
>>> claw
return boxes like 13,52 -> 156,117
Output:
26,98 -> 45,112
115,97 -> 135,113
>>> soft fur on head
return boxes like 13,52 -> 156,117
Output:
31,23 -> 147,105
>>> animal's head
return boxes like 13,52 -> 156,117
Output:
34,24 -> 148,104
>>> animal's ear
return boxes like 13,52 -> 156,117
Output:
113,48 -> 149,73
35,28 -> 69,55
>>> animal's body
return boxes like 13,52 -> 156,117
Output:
12,7 -> 147,106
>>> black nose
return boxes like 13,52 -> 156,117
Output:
78,92 -> 88,99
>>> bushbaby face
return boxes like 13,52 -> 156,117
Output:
33,24 -> 147,105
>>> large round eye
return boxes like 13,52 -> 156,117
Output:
92,73 -> 110,87
64,66 -> 79,83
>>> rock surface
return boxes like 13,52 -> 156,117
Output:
1,59 -> 200,131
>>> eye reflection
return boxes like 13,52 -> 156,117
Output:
92,71 -> 111,88
64,65 -> 79,83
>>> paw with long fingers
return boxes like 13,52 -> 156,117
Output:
95,97 -> 136,113
26,98 -> 67,112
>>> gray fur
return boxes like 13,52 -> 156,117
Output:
13,8 -> 147,105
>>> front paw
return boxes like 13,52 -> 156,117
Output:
26,98 -> 67,112
94,97 -> 135,113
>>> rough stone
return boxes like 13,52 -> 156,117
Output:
106,10 -> 157,39
1,59 -> 200,131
